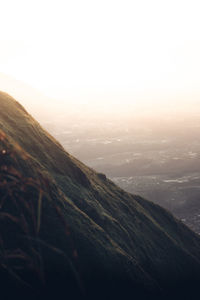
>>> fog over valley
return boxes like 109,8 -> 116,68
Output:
2,1 -> 200,297
41,104 -> 200,234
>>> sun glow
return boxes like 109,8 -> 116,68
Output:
1,0 -> 200,110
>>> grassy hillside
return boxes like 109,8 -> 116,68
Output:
0,91 -> 200,299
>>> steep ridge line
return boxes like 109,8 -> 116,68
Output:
0,91 -> 200,300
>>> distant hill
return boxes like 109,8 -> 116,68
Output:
0,91 -> 200,299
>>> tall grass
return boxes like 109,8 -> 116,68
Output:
0,130 -> 84,297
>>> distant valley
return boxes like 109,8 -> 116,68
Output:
43,114 -> 200,234
3,92 -> 200,299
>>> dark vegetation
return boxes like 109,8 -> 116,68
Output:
1,91 -> 200,299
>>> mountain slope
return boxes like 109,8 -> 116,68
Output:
0,91 -> 200,299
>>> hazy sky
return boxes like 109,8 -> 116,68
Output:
1,0 -> 200,108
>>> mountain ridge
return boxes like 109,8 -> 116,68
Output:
0,91 -> 200,299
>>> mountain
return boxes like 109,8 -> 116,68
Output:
0,91 -> 200,300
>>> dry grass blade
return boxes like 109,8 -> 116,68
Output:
0,263 -> 32,289
36,190 -> 43,234
21,235 -> 85,295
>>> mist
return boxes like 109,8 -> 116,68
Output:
1,0 -> 200,235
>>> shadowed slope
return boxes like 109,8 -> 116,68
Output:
0,91 -> 200,299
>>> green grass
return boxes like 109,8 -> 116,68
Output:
1,91 -> 200,299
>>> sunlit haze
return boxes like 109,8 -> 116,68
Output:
1,0 -> 200,116
2,2 -> 200,285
